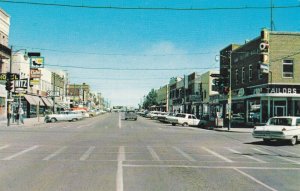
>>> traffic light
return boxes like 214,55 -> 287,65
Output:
5,80 -> 13,91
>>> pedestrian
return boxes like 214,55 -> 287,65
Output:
19,107 -> 24,124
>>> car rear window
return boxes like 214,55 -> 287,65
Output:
268,118 -> 293,126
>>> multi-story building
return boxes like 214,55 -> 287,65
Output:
185,72 -> 201,117
0,8 -> 10,121
155,85 -> 168,112
168,77 -> 184,113
220,29 -> 300,124
67,83 -> 90,108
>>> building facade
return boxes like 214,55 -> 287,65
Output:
220,29 -> 300,124
155,85 -> 168,112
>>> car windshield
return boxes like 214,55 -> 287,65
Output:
268,118 -> 293,126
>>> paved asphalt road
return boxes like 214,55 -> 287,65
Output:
0,113 -> 299,191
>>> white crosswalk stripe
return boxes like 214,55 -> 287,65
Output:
80,146 -> 96,161
173,146 -> 196,162
227,148 -> 267,163
147,146 -> 160,161
43,146 -> 68,161
202,147 -> 233,163
2,145 -> 39,160
0,144 -> 10,150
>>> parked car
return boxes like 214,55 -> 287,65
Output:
148,111 -> 161,119
168,113 -> 207,127
252,116 -> 300,145
73,110 -> 90,118
88,110 -> 97,117
124,111 -> 137,120
45,111 -> 83,123
157,112 -> 175,123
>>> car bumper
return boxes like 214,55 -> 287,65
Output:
252,131 -> 292,140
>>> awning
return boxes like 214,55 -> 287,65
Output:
41,97 -> 53,107
24,95 -> 37,105
31,96 -> 45,106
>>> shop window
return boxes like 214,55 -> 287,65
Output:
249,65 -> 253,82
282,59 -> 293,78
242,67 -> 245,83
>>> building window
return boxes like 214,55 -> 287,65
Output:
242,67 -> 245,83
282,59 -> 294,78
235,69 -> 239,85
249,65 -> 253,82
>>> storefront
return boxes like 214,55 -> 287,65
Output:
0,85 -> 7,121
232,85 -> 300,124
22,94 -> 48,118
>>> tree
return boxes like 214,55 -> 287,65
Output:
143,89 -> 158,110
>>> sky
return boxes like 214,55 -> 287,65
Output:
1,0 -> 300,106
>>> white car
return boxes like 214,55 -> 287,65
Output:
45,111 -> 83,123
168,113 -> 207,127
252,116 -> 300,145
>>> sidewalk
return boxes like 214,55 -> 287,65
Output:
0,117 -> 45,128
213,127 -> 253,133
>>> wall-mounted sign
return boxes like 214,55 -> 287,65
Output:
14,79 -> 28,89
267,88 -> 297,94
30,57 -> 44,68
30,79 -> 40,86
30,69 -> 41,78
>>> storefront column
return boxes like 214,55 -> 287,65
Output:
268,97 -> 271,119
260,99 -> 262,123
246,99 -> 249,123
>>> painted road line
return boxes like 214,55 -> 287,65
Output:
2,145 -> 39,160
252,148 -> 271,155
277,149 -> 300,157
275,156 -> 300,164
123,164 -> 300,170
80,146 -> 96,161
147,146 -> 160,161
227,148 -> 267,163
119,113 -> 121,129
233,168 -> 278,191
42,146 -> 68,161
0,144 -> 10,150
116,146 -> 125,191
202,146 -> 233,163
173,146 -> 196,162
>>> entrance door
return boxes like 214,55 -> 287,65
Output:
275,106 -> 286,116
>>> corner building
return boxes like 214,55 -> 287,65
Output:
220,29 -> 300,124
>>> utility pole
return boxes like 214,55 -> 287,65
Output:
52,73 -> 55,114
6,45 -> 13,127
228,51 -> 232,131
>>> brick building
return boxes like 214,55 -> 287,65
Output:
220,29 -> 300,124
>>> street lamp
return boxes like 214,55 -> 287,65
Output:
215,51 -> 232,131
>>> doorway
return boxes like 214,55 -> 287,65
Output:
275,106 -> 286,116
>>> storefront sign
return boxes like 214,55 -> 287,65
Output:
30,57 -> 44,69
253,87 -> 298,95
30,79 -> 40,85
30,69 -> 41,78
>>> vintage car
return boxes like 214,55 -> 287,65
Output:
252,116 -> 300,145
45,111 -> 83,123
168,113 -> 207,127
124,111 -> 137,120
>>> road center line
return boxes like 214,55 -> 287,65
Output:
43,146 -> 68,161
147,146 -> 160,161
227,148 -> 266,163
2,145 -> 39,160
119,113 -> 122,129
233,168 -> 278,191
0,144 -> 10,150
116,146 -> 125,191
202,146 -> 233,163
80,146 -> 96,161
173,146 -> 196,162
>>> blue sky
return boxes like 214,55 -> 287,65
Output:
1,0 -> 300,106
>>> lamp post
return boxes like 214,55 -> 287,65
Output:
215,51 -> 232,131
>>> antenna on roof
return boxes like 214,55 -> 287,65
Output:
270,0 -> 275,31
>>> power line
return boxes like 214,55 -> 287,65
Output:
0,0 -> 299,11
13,45 -> 216,56
46,63 -> 219,71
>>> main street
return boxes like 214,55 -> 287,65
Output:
0,113 -> 299,191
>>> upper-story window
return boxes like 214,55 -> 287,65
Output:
249,65 -> 253,82
282,59 -> 294,78
242,67 -> 245,83
235,69 -> 239,85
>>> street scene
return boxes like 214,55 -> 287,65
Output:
0,113 -> 299,191
0,0 -> 300,191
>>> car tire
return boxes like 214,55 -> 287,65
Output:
72,118 -> 78,122
51,118 -> 57,123
125,118 -> 127,120
182,122 -> 188,127
290,136 -> 297,146
134,118 -> 137,121
172,123 -> 176,126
